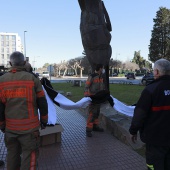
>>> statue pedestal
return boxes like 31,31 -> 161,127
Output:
39,124 -> 64,146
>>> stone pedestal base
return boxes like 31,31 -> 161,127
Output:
39,124 -> 64,146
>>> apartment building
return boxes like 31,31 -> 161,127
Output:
0,32 -> 23,67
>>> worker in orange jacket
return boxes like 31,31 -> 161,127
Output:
84,64 -> 107,137
0,51 -> 48,170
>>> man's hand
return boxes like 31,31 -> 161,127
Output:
130,134 -> 137,143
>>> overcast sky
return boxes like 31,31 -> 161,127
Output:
0,0 -> 169,68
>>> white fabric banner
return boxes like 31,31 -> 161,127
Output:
54,93 -> 91,110
112,96 -> 135,117
54,94 -> 135,117
42,89 -> 135,125
42,86 -> 57,125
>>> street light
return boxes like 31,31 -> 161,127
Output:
24,31 -> 27,57
33,56 -> 40,73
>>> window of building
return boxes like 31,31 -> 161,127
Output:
7,54 -> 10,59
12,35 -> 16,40
1,41 -> 4,46
1,48 -> 4,53
12,41 -> 16,46
12,48 -> 16,52
1,35 -> 4,40
6,35 -> 9,40
6,41 -> 9,46
6,48 -> 9,53
1,54 -> 4,59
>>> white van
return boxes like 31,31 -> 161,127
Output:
42,71 -> 49,78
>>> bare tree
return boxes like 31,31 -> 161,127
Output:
68,59 -> 84,77
54,61 -> 69,77
123,61 -> 139,71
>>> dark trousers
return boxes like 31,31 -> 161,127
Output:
86,103 -> 100,131
5,131 -> 40,170
146,144 -> 170,170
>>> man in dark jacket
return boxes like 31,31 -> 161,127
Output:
0,52 -> 48,170
129,58 -> 170,170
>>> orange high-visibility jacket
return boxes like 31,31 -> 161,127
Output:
0,66 -> 48,134
84,73 -> 105,97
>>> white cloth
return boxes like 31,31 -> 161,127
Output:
42,86 -> 57,125
54,93 -> 135,116
112,96 -> 135,117
54,93 -> 91,110
43,91 -> 135,125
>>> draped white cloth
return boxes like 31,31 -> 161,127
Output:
54,93 -> 91,110
112,96 -> 135,117
43,88 -> 135,125
42,86 -> 57,125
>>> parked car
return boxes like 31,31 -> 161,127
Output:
42,71 -> 50,78
141,73 -> 154,85
126,73 -> 135,79
112,73 -> 118,77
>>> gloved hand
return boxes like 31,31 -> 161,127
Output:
40,78 -> 60,107
90,90 -> 110,104
40,122 -> 47,130
41,78 -> 53,89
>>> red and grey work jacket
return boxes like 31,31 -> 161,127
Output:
0,66 -> 48,134
84,73 -> 105,97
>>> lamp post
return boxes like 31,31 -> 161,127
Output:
24,31 -> 27,57
33,56 -> 40,73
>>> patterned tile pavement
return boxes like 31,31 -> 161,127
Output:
0,107 -> 146,170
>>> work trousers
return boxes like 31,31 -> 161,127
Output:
5,130 -> 40,170
86,103 -> 100,131
146,144 -> 170,170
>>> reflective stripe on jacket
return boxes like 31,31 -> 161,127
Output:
84,73 -> 105,97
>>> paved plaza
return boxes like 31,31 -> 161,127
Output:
0,106 -> 146,170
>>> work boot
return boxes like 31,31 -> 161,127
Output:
93,125 -> 104,132
0,160 -> 4,166
86,131 -> 92,137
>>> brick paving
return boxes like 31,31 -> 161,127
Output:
0,106 -> 146,170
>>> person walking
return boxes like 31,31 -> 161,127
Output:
84,64 -> 108,137
0,51 -> 48,170
129,58 -> 170,170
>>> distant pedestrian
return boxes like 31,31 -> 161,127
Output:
129,58 -> 170,170
0,51 -> 48,170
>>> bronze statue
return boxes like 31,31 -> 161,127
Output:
78,0 -> 112,89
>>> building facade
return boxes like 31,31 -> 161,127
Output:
0,32 -> 23,67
